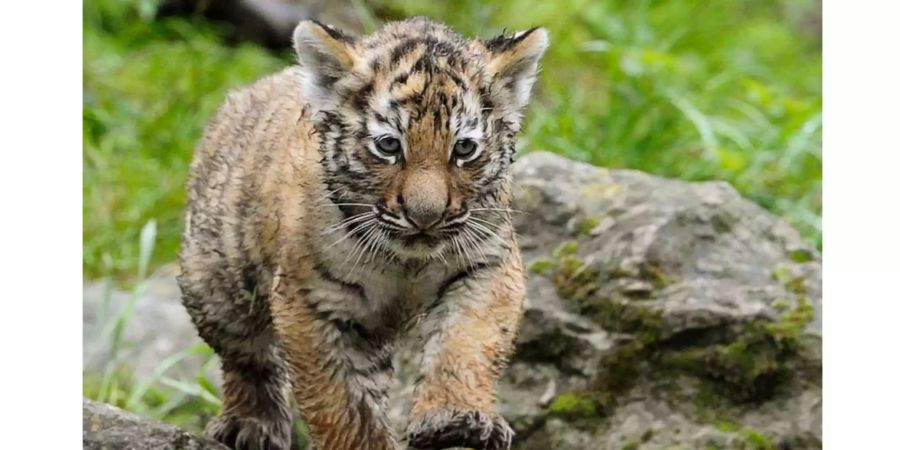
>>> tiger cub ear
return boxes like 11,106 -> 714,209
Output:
483,28 -> 550,119
292,20 -> 360,109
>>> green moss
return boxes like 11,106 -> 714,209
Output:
548,392 -> 598,418
770,264 -> 793,285
576,216 -> 604,235
593,299 -> 665,344
789,249 -> 814,263
693,377 -> 727,411
587,341 -> 649,413
622,442 -> 639,450
534,240 -> 815,413
716,422 -> 777,450
544,240 -> 602,302
771,298 -> 791,313
770,263 -> 808,295
640,429 -> 654,442
693,336 -> 781,401
528,258 -> 555,274
640,264 -> 675,289
786,277 -> 808,295
542,342 -> 649,419
664,297 -> 813,402
537,240 -> 668,341
740,429 -> 776,450
553,240 -> 580,258
716,421 -> 740,433
765,297 -> 814,342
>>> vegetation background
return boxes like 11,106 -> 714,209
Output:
83,0 -> 822,440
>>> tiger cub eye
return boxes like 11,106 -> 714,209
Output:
453,139 -> 478,159
376,137 -> 402,156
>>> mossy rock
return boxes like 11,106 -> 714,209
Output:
529,234 -> 816,407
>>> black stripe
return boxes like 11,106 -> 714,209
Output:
314,264 -> 368,302
484,27 -> 540,53
351,81 -> 374,110
478,160 -> 507,188
369,57 -> 383,72
447,71 -> 468,90
390,72 -> 410,88
434,261 -> 500,303
310,20 -> 354,43
410,54 -> 434,74
390,38 -> 420,65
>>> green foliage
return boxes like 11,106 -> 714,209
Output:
84,0 -> 288,278
83,347 -> 222,432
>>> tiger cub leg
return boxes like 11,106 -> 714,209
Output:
179,269 -> 293,450
269,277 -> 400,450
206,353 -> 293,450
406,258 -> 526,450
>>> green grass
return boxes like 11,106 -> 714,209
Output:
83,220 -> 222,431
84,0 -> 820,279
84,0 -> 289,278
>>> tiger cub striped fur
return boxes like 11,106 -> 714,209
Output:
178,17 -> 548,450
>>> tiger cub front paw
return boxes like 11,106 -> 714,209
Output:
206,414 -> 291,450
407,407 -> 514,450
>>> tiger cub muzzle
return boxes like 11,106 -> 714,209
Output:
376,167 -> 467,246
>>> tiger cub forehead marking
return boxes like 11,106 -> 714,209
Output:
389,71 -> 427,101
371,70 -> 484,165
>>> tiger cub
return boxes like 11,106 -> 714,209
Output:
178,17 -> 547,450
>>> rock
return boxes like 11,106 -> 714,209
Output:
82,152 -> 821,449
493,152 -> 822,449
83,398 -> 227,450
158,0 -> 366,49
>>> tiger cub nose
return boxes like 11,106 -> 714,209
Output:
400,171 -> 448,231
403,202 -> 445,230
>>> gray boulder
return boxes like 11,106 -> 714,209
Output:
83,152 -> 821,449
496,152 -> 821,449
84,398 -> 227,450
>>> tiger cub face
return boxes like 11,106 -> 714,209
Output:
294,18 -> 548,260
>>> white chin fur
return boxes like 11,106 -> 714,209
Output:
387,239 -> 447,261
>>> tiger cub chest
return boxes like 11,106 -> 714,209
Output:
306,257 -> 458,334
